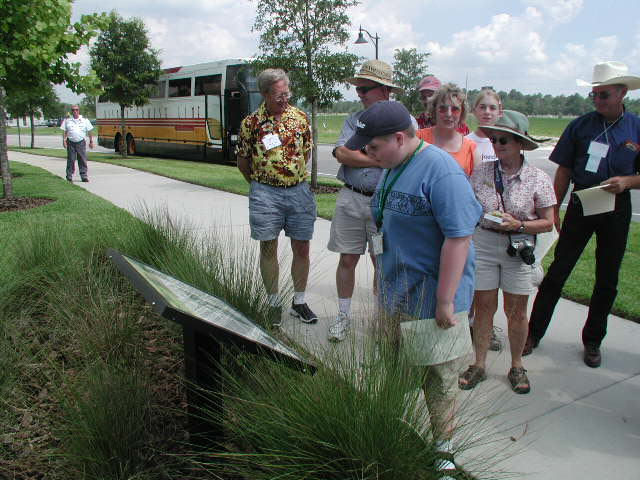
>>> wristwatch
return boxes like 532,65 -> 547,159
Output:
517,221 -> 525,233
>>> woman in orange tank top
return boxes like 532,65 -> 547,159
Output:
416,83 -> 480,176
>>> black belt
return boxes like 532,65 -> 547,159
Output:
344,183 -> 375,197
68,139 -> 85,144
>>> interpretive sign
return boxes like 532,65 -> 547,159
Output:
107,248 -> 315,443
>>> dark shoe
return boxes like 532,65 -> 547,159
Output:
508,367 -> 531,394
583,343 -> 601,368
268,306 -> 283,328
289,302 -> 318,324
522,334 -> 539,356
458,365 -> 486,390
81,178 -> 89,183
66,177 -> 72,182
489,326 -> 502,351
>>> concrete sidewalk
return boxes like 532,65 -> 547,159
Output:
11,151 -> 640,480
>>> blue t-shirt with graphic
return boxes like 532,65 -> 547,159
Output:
371,144 -> 482,319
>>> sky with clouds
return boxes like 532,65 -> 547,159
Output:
60,0 -> 640,102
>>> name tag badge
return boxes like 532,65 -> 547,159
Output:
262,133 -> 282,151
372,232 -> 384,256
585,141 -> 609,173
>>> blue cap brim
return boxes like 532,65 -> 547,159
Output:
344,133 -> 372,151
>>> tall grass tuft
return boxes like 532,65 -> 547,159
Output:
58,363 -> 154,479
195,336 -> 488,480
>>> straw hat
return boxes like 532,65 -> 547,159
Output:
576,61 -> 640,90
479,110 -> 538,151
345,60 -> 403,94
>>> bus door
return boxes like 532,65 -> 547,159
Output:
224,65 -> 261,163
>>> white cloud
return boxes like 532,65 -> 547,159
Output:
525,0 -> 583,24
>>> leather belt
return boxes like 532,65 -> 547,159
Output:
344,183 -> 375,197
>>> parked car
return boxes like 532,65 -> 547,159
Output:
46,119 -> 60,127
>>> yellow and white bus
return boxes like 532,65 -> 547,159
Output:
96,59 -> 261,163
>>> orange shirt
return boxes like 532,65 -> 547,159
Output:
416,127 -> 476,176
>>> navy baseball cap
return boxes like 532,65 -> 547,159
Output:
345,101 -> 412,151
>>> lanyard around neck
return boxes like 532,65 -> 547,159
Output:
376,140 -> 424,229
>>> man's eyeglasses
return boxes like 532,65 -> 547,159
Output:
490,135 -> 512,145
71,108 -> 79,111
588,91 -> 611,100
271,92 -> 291,102
437,104 -> 461,115
355,84 -> 382,95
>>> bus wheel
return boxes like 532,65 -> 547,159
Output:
126,135 -> 136,155
114,133 -> 122,153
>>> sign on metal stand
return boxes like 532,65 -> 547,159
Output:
107,248 -> 315,446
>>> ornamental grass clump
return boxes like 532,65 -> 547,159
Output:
195,337 -> 486,480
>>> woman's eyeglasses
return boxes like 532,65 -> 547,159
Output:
355,85 -> 382,95
588,91 -> 611,100
490,135 -> 512,145
437,104 -> 461,115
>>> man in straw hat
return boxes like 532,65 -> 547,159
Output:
525,61 -> 640,367
327,60 -> 407,342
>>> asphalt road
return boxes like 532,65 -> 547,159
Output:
7,134 -> 639,220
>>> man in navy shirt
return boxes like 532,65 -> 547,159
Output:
525,62 -> 640,367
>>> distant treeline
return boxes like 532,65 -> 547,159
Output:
311,89 -> 640,116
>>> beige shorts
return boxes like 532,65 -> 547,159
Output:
327,187 -> 377,254
473,227 -> 534,295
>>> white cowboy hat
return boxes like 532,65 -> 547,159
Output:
576,61 -> 640,90
345,59 -> 404,94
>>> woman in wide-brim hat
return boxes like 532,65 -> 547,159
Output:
458,110 -> 556,394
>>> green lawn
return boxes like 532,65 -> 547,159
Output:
9,147 -> 639,321
6,126 -> 62,136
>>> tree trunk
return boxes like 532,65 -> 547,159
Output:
0,86 -> 13,199
120,104 -> 127,158
310,99 -> 318,189
29,112 -> 35,148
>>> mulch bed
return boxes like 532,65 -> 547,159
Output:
0,197 -> 54,213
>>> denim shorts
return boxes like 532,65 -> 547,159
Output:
249,181 -> 317,241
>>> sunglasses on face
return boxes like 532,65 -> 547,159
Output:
437,104 -> 461,114
490,135 -> 512,145
355,84 -> 382,95
588,91 -> 612,100
71,108 -> 79,111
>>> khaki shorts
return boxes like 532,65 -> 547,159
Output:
327,187 -> 377,254
473,227 -> 533,295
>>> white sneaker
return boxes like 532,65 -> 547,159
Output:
328,312 -> 350,342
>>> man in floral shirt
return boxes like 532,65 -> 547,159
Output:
237,68 -> 318,326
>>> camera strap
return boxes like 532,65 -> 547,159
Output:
493,161 -> 507,212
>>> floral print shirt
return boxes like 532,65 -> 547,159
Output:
237,103 -> 312,187
471,159 -> 556,229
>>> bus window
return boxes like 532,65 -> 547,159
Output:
149,80 -> 166,99
195,74 -> 222,96
168,78 -> 192,97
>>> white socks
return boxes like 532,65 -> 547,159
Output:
267,293 -> 279,307
293,291 -> 305,305
338,297 -> 351,315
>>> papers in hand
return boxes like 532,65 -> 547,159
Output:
574,184 -> 615,216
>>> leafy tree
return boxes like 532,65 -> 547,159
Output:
6,81 -> 59,148
0,0 -> 104,199
80,94 -> 97,119
90,11 -> 161,158
392,48 -> 430,115
251,0 -> 359,188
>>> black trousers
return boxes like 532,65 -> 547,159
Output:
528,189 -> 631,346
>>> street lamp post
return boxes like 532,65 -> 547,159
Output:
355,25 -> 380,60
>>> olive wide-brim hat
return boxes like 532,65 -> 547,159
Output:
345,59 -> 404,94
479,110 -> 539,151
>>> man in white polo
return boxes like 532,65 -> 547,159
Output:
61,105 -> 94,182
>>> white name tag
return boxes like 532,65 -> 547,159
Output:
262,133 -> 282,151
585,141 -> 609,173
371,232 -> 384,256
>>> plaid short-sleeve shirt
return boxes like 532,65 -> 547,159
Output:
237,103 -> 312,187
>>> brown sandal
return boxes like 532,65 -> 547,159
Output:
458,365 -> 486,390
508,367 -> 531,394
